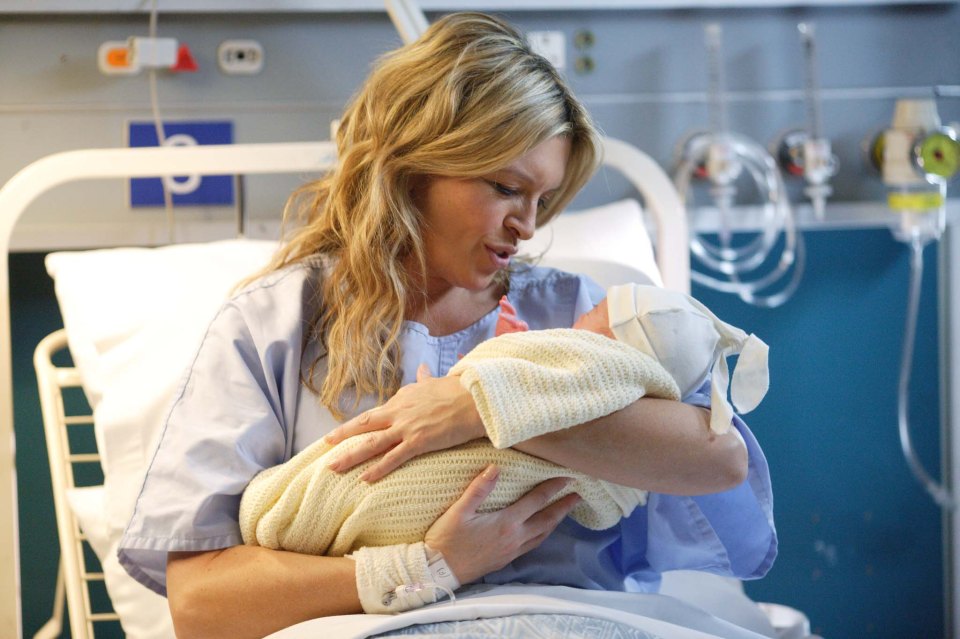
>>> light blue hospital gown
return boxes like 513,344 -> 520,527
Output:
118,262 -> 777,597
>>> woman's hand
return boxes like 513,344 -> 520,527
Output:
324,364 -> 485,482
424,465 -> 582,584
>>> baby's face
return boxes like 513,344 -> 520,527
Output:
573,299 -> 615,338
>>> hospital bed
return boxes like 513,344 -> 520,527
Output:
0,137 -> 810,639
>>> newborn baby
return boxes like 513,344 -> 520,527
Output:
240,283 -> 769,558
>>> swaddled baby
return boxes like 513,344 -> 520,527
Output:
239,283 -> 769,557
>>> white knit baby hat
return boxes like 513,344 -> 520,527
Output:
606,283 -> 769,434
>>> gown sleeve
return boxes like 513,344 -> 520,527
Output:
617,379 -> 777,586
118,272 -> 311,595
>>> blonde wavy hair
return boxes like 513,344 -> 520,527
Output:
267,12 -> 602,418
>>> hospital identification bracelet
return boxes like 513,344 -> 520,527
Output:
425,545 -> 461,596
381,546 -> 461,609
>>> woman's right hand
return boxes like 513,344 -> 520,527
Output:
424,465 -> 582,584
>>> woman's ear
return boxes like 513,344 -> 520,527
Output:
408,174 -> 428,207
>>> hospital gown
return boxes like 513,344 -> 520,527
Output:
118,262 -> 777,596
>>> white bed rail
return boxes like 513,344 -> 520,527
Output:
0,137 -> 685,638
0,141 -> 336,638
33,329 -> 117,639
601,137 -> 689,292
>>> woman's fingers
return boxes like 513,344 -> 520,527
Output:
448,465 -> 501,515
518,492 -> 581,546
504,476 -> 574,519
326,430 -> 395,473
424,470 -> 579,584
416,363 -> 433,382
357,440 -> 423,483
324,408 -> 387,446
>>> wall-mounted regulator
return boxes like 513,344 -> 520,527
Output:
771,23 -> 837,219
867,98 -> 959,245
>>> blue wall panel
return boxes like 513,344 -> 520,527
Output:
694,228 -> 943,638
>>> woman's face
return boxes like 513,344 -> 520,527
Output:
414,135 -> 571,298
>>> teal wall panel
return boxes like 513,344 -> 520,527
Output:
696,229 -> 943,638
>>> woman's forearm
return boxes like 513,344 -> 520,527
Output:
167,546 -> 361,639
512,397 -> 748,495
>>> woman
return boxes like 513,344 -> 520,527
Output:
118,12 -> 775,639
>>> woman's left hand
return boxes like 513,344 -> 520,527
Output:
323,364 -> 485,482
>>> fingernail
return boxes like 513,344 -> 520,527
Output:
482,465 -> 500,481
327,458 -> 341,472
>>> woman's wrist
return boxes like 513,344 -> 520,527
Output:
352,543 -> 438,614
424,544 -> 461,594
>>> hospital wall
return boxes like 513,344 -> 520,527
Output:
2,4 -> 957,637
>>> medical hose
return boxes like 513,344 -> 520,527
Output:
675,133 -> 805,308
147,0 -> 176,243
899,237 -> 956,509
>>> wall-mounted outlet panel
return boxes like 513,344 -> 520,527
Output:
528,30 -> 566,70
218,39 -> 264,75
128,120 -> 235,207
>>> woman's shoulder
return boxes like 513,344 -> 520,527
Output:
208,261 -> 326,343
230,261 -> 324,308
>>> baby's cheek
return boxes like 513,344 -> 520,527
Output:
574,307 -> 604,333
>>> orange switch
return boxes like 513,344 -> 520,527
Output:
106,47 -> 130,68
98,40 -> 139,75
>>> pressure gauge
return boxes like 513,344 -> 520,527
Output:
913,127 -> 960,182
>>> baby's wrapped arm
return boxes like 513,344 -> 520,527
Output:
448,329 -> 681,449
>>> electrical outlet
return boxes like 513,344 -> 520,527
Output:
218,39 -> 264,75
528,31 -> 566,70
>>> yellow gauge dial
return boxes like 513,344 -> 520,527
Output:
914,130 -> 960,180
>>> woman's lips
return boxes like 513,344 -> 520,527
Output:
486,245 -> 514,268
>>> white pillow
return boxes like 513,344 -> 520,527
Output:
521,198 -> 662,288
65,486 -> 110,561
45,238 -> 278,639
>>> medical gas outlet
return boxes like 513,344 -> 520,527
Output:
872,98 -> 959,245
99,37 -> 198,75
772,23 -> 837,219
773,130 -> 838,218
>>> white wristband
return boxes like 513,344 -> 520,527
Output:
352,543 -> 436,614
425,545 -> 460,597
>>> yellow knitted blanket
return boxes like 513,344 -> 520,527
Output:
449,329 -> 682,448
240,330 -> 681,556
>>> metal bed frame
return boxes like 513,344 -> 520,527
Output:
0,137 -> 686,637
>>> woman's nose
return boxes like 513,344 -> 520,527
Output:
507,202 -> 537,241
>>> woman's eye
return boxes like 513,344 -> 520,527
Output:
537,197 -> 550,210
492,182 -> 518,197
